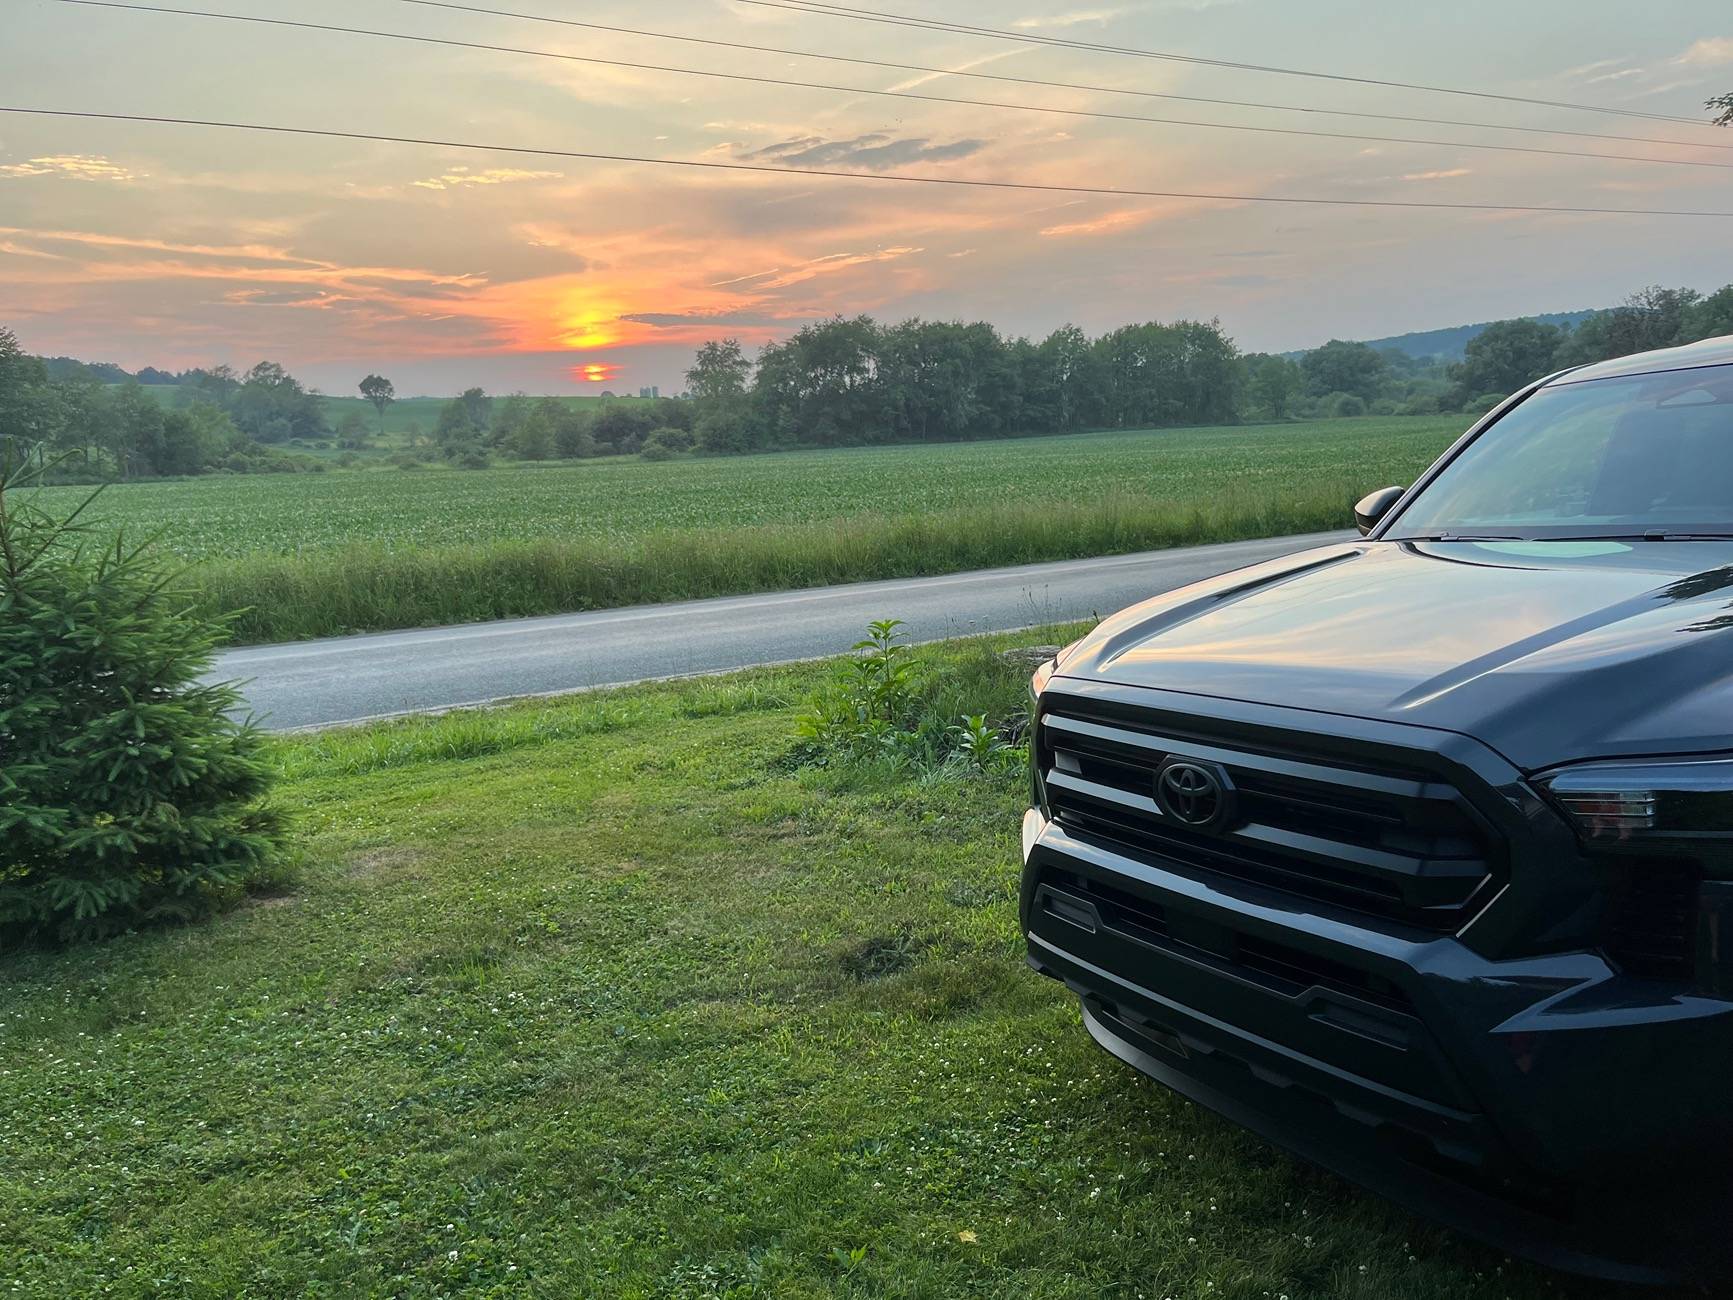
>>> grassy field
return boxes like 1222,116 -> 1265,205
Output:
40,415 -> 1466,643
0,637 -> 1642,1299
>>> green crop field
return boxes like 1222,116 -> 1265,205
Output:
38,414 -> 1468,643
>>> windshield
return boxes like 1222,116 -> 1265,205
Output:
1387,362 -> 1733,540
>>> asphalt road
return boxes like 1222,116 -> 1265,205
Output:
215,531 -> 1349,731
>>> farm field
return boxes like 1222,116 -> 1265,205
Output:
41,414 -> 1468,642
0,640 -> 1612,1300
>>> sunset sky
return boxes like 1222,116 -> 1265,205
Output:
2,0 -> 1729,395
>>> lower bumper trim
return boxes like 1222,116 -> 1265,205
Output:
1080,1002 -> 1702,1285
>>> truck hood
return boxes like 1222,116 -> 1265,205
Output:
1056,539 -> 1733,771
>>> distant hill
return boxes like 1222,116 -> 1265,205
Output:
1291,308 -> 1607,363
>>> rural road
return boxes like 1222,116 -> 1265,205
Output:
216,531 -> 1350,731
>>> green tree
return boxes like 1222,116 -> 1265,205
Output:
512,400 -> 557,461
0,453 -> 284,940
1683,284 -> 1733,342
1449,318 -> 1563,404
435,388 -> 492,458
1710,92 -> 1732,127
692,403 -> 763,454
1093,320 -> 1240,427
1243,353 -> 1303,420
591,403 -> 656,455
753,316 -> 885,446
536,399 -> 594,459
1032,324 -> 1105,431
156,403 -> 238,476
358,374 -> 395,434
685,339 -> 752,401
337,408 -> 370,449
1557,286 -> 1703,366
230,361 -> 328,442
0,327 -> 61,459
105,382 -> 166,479
1300,340 -> 1387,401
488,393 -> 533,451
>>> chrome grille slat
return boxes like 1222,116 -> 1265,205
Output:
1040,702 -> 1499,933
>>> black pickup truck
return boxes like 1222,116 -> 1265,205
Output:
1021,334 -> 1733,1283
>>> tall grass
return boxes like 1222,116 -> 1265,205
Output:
204,481 -> 1357,643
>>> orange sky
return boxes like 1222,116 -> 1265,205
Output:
2,0 -> 1729,394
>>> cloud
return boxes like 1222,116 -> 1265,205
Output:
1677,37 -> 1733,65
1012,6 -> 1135,27
1009,0 -> 1227,23
620,309 -> 791,328
885,47 -> 1034,94
0,155 -> 141,183
754,247 -> 923,288
1040,208 -> 1157,238
737,134 -> 987,172
412,166 -> 562,191
1401,168 -> 1472,181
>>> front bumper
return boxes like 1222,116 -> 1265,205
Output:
1022,806 -> 1733,1283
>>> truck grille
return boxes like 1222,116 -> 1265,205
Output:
1037,697 -> 1499,933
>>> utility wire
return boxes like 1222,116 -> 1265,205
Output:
736,0 -> 1718,128
4,106 -> 1731,218
374,0 -> 1733,155
50,1 -> 1733,172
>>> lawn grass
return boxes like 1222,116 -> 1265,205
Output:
0,637 -> 1653,1299
41,414 -> 1466,643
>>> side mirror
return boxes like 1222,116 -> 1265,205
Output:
1354,486 -> 1406,536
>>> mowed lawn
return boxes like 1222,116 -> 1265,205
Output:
0,643 -> 1643,1299
33,416 -> 1467,643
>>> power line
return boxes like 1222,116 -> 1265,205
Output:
50,1 -> 1733,173
736,0 -> 1718,128
5,106 -> 1731,218
375,0 -> 1733,155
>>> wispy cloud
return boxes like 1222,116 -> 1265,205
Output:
1040,208 -> 1156,238
1012,6 -> 1136,28
620,308 -> 790,328
412,166 -> 563,191
737,134 -> 986,172
0,155 -> 141,183
1401,168 -> 1472,182
885,47 -> 1034,94
1677,36 -> 1733,65
1559,58 -> 1626,80
755,247 -> 923,288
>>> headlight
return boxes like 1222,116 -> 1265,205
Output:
1030,638 -> 1084,698
1539,758 -> 1733,845
1031,657 -> 1058,697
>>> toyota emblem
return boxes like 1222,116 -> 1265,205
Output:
1154,758 -> 1236,831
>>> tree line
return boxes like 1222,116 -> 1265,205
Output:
0,333 -> 334,478
672,284 -> 1733,455
4,279 -> 1731,477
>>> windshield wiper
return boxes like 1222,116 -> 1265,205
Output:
1391,532 -> 1524,542
1529,532 -> 1733,542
